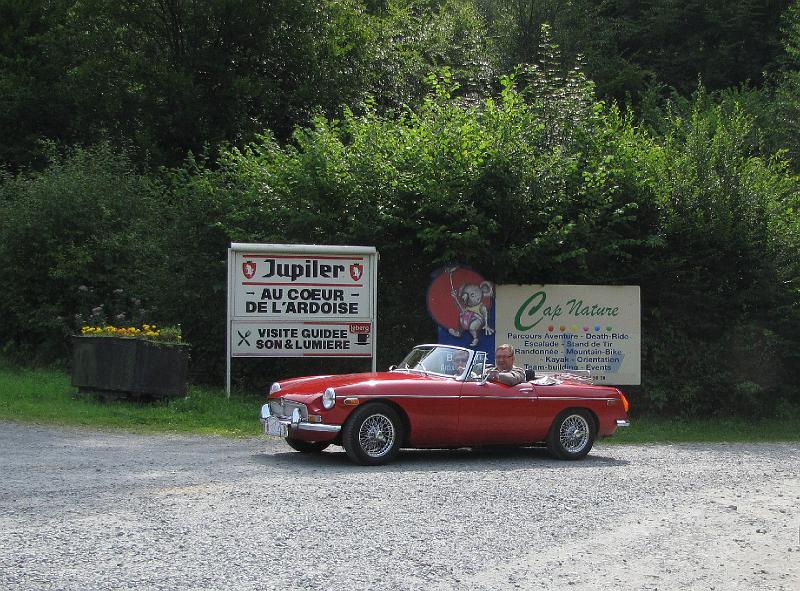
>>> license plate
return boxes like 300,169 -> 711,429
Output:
264,416 -> 288,437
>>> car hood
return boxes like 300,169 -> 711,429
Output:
274,371 -> 450,396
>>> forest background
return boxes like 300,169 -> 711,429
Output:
1,0 -> 799,417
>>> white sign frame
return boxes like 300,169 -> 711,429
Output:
226,243 -> 378,394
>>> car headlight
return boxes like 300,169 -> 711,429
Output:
322,387 -> 336,409
270,382 -> 281,395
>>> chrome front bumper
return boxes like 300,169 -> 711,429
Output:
259,403 -> 341,436
616,419 -> 631,427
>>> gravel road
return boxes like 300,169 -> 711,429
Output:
0,422 -> 797,590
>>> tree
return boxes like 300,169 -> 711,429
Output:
0,0 -> 75,168
0,0 -> 499,170
475,0 -> 791,105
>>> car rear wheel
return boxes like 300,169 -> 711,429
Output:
546,409 -> 596,460
285,438 -> 330,454
342,403 -> 402,465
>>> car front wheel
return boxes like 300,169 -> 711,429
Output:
547,409 -> 596,460
342,403 -> 402,465
285,437 -> 330,454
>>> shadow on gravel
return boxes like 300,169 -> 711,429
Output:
251,446 -> 629,472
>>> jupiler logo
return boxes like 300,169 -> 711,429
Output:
350,263 -> 363,281
242,261 -> 257,279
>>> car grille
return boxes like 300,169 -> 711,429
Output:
269,399 -> 308,420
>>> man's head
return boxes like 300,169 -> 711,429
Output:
495,344 -> 514,371
453,350 -> 469,370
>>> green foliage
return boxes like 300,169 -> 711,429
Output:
635,88 -> 800,415
0,0 -> 76,168
0,142 -> 163,362
2,0 -> 798,172
368,0 -> 497,109
1,23 -> 799,417
0,0 -> 496,171
745,2 -> 800,170
477,0 -> 792,106
781,0 -> 800,64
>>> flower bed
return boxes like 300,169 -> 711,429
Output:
80,323 -> 182,343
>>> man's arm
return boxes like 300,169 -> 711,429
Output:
498,366 -> 526,386
490,366 -> 526,386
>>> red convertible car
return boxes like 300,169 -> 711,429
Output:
260,344 -> 630,465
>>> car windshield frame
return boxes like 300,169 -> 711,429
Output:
392,344 -> 486,381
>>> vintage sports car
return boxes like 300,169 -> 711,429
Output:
260,344 -> 630,465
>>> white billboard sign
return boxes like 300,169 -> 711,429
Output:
495,284 -> 641,385
226,244 -> 378,393
232,252 -> 371,319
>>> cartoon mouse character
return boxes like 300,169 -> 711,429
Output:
447,269 -> 494,347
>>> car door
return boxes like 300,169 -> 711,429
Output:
457,378 -> 543,445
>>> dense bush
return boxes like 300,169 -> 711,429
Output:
148,71 -> 800,414
635,92 -> 800,414
0,143 -> 164,363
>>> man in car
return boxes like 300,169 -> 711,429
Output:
443,349 -> 470,376
486,343 -> 526,386
453,349 -> 469,375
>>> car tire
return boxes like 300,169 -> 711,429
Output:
342,403 -> 403,465
546,409 -> 596,460
284,438 -> 330,454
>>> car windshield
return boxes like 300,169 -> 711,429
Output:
394,345 -> 476,379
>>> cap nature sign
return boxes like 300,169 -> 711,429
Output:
226,243 -> 378,394
495,284 -> 641,385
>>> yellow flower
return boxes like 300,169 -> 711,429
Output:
78,322 -> 182,343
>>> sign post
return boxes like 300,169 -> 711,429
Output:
226,243 -> 378,395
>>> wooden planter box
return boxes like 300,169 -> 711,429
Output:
71,336 -> 190,401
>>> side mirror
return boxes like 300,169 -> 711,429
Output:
388,365 -> 396,371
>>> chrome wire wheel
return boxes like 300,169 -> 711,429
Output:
343,403 -> 403,465
358,413 -> 395,458
559,414 -> 590,453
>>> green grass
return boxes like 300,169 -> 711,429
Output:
607,415 -> 800,444
0,363 -> 263,437
0,363 -> 798,442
